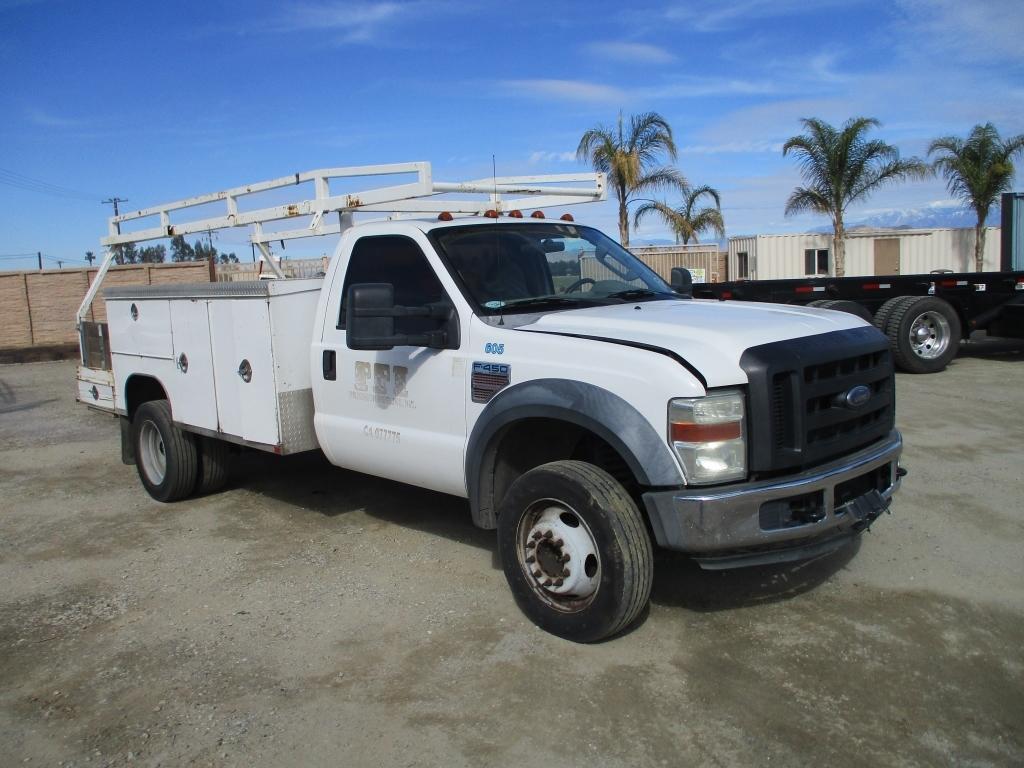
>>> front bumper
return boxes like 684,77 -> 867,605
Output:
642,431 -> 903,568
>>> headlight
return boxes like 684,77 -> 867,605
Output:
668,390 -> 747,484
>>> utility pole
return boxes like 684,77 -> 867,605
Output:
102,197 -> 128,235
37,251 -> 42,270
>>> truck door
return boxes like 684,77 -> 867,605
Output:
314,233 -> 469,497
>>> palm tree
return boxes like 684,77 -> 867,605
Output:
577,111 -> 683,247
632,184 -> 725,245
783,117 -> 928,277
928,123 -> 1024,272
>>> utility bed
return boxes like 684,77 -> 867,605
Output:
91,279 -> 323,454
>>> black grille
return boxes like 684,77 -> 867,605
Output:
741,327 -> 895,473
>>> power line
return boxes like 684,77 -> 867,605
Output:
0,166 -> 107,202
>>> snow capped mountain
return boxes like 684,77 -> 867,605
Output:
811,202 -> 1001,232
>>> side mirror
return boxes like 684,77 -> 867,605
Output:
346,283 -> 397,350
345,283 -> 455,351
670,267 -> 693,298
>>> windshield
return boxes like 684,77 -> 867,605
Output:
429,222 -> 675,315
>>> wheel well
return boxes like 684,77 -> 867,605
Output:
480,418 -> 639,528
124,375 -> 168,420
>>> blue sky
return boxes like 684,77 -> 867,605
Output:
1,0 -> 1022,270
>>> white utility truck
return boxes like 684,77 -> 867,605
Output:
76,163 -> 904,642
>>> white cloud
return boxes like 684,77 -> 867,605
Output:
586,41 -> 675,64
281,1 -> 405,42
895,0 -> 1024,63
680,140 -> 784,154
528,150 -> 577,164
25,108 -> 83,128
664,0 -> 866,32
500,79 -> 628,104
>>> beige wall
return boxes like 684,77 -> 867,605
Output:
0,262 -> 211,349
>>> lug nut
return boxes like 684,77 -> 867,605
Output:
561,569 -> 570,577
543,579 -> 552,587
531,531 -> 543,541
554,578 -> 564,587
553,538 -> 563,547
543,530 -> 553,539
560,553 -> 570,563
525,555 -> 535,564
525,541 -> 536,550
532,569 -> 542,578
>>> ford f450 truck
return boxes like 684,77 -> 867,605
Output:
76,163 -> 903,642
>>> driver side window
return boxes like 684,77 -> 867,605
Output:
338,236 -> 450,334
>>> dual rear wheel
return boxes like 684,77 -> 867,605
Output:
873,296 -> 962,373
133,399 -> 230,502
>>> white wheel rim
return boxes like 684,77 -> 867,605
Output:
516,501 -> 600,613
139,420 -> 167,485
909,310 -> 951,360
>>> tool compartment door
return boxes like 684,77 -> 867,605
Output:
169,299 -> 218,431
209,298 -> 279,446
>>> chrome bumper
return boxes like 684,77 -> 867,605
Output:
642,431 -> 903,564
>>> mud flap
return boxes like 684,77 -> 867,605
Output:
120,415 -> 136,465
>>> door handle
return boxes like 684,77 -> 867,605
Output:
322,349 -> 336,381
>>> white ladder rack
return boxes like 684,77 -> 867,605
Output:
77,161 -> 605,325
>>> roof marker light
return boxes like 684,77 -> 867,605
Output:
508,209 -> 523,218
437,211 -> 453,221
484,209 -> 500,219
530,211 -> 545,219
560,213 -> 574,222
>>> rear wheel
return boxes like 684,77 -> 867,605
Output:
885,296 -> 961,373
873,296 -> 907,334
497,460 -> 652,643
133,399 -> 198,502
195,436 -> 231,496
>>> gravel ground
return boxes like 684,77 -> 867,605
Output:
1,341 -> 1022,767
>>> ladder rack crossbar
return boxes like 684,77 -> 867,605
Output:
101,161 -> 605,247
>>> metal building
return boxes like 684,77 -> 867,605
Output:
727,227 -> 1001,280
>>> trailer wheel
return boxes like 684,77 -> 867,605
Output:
497,460 -> 653,643
133,399 -> 198,502
872,296 -> 906,334
809,299 -> 873,323
195,436 -> 231,496
885,296 -> 961,373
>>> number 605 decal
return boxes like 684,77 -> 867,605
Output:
484,342 -> 505,355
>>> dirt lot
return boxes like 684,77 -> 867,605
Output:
1,343 -> 1022,767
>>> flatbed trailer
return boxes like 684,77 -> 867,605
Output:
692,270 -> 1024,373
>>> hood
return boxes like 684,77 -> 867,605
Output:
519,298 -> 868,388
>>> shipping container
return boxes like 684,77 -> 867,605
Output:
728,227 -> 1001,280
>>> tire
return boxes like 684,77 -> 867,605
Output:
195,436 -> 230,496
133,399 -> 198,502
497,460 -> 653,643
873,296 -> 907,334
885,296 -> 961,373
810,299 -> 873,323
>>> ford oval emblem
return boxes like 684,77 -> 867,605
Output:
843,384 -> 872,409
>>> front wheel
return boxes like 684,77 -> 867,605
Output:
497,461 -> 653,643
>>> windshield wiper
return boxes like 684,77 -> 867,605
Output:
604,288 -> 670,301
496,295 -> 602,311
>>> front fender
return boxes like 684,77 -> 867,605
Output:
465,378 -> 684,528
